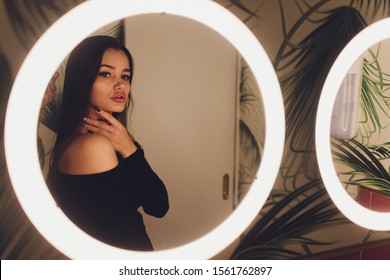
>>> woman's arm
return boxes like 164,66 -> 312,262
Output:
121,145 -> 169,218
81,109 -> 169,218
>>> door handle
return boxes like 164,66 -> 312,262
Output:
222,173 -> 229,200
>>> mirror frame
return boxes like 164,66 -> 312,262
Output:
316,18 -> 390,231
4,0 -> 285,259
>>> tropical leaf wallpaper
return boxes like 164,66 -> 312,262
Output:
1,0 -> 390,259
222,0 -> 390,259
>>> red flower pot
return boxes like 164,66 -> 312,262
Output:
358,186 -> 390,212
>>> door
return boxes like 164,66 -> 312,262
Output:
125,14 -> 239,250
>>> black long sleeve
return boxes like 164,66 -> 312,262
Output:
49,144 -> 169,251
120,144 -> 169,217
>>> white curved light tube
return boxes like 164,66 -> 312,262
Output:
4,0 -> 285,259
316,18 -> 390,231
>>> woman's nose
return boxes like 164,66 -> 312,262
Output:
114,79 -> 125,90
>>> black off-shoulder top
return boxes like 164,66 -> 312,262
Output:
48,143 -> 169,251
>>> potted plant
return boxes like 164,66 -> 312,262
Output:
332,138 -> 390,212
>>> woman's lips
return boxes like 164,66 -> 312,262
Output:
111,95 -> 126,103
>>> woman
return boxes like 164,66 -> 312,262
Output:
47,35 -> 169,251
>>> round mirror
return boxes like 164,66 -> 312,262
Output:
5,0 -> 284,259
316,18 -> 390,231
38,13 -> 267,251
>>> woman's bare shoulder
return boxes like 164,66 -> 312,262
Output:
58,134 -> 118,175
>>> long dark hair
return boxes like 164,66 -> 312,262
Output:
49,35 -> 134,177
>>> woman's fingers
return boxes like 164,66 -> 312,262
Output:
83,110 -> 136,157
82,117 -> 113,135
92,106 -> 121,126
81,122 -> 113,140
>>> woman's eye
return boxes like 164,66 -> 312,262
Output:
98,72 -> 111,78
122,75 -> 131,81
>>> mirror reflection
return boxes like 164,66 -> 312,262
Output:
38,14 -> 265,251
331,38 -> 390,213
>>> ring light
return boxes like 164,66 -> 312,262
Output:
4,0 -> 285,259
316,18 -> 390,231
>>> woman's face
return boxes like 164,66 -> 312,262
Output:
89,48 -> 131,114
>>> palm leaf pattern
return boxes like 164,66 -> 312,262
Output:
226,0 -> 390,259
1,50 -> 66,259
4,0 -> 85,51
1,0 -> 88,259
277,5 -> 367,184
231,179 -> 349,259
238,59 -> 265,202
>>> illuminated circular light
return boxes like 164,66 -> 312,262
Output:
316,18 -> 390,231
5,0 -> 284,259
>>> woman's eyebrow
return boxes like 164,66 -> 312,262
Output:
100,64 -> 131,72
100,63 -> 115,69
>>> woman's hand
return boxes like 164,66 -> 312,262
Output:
41,71 -> 59,107
82,107 -> 137,158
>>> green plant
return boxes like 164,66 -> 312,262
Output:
359,47 -> 390,142
332,138 -> 390,195
367,141 -> 390,158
